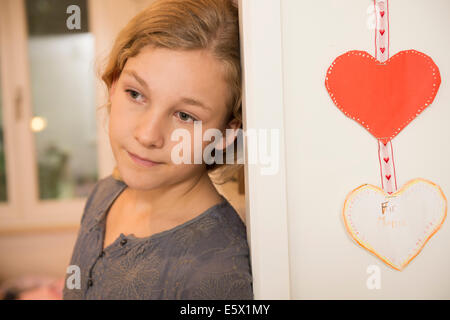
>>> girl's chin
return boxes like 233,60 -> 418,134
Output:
122,176 -> 163,190
120,165 -> 168,184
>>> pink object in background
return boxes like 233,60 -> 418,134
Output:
0,276 -> 64,300
18,278 -> 64,300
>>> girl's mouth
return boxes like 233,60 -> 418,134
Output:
127,151 -> 162,168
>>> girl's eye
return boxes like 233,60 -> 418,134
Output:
176,111 -> 198,123
125,89 -> 144,102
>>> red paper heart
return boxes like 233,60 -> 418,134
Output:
325,50 -> 441,144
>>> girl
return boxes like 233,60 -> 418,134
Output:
62,0 -> 253,300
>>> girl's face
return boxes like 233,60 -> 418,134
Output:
109,45 -> 237,190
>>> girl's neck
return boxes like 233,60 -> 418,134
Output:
122,170 -> 223,222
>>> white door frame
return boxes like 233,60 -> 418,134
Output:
239,0 -> 291,299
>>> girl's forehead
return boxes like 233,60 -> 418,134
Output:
123,47 -> 229,94
128,46 -> 224,74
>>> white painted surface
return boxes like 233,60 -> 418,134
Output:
281,0 -> 450,299
239,0 -> 291,299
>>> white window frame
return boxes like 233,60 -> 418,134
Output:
0,0 -> 92,233
0,0 -> 158,232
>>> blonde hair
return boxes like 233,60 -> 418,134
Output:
101,0 -> 243,184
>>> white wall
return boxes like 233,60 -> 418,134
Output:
281,0 -> 450,299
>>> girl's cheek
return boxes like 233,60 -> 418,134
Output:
110,109 -> 134,139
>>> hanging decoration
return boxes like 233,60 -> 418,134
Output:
325,0 -> 447,271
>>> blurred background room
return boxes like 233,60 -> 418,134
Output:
0,0 -> 246,299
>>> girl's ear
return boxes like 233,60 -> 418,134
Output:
215,117 -> 242,150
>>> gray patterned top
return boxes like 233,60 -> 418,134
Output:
62,175 -> 253,300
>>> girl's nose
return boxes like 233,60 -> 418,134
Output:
134,109 -> 165,149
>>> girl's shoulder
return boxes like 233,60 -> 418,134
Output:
80,174 -> 126,225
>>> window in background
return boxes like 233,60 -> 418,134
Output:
25,0 -> 97,200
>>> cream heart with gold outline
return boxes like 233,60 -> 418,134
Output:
343,178 -> 447,271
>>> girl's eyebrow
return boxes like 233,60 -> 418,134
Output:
122,68 -> 212,111
179,97 -> 211,112
123,69 -> 149,91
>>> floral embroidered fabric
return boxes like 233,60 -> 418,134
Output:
62,175 -> 253,300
